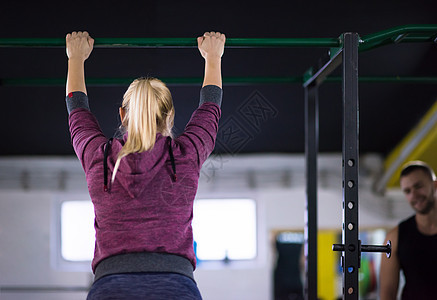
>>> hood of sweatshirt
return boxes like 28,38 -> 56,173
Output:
107,132 -> 172,198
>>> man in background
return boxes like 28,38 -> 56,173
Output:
379,161 -> 437,299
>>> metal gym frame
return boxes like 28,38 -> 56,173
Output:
1,24 -> 436,299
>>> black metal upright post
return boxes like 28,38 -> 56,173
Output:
304,85 -> 318,300
302,35 -> 344,300
341,32 -> 360,299
303,30 -> 392,300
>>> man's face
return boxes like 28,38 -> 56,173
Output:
400,169 -> 437,215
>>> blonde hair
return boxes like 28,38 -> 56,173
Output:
112,77 -> 174,182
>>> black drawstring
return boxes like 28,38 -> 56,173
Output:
168,137 -> 177,181
103,138 -> 113,192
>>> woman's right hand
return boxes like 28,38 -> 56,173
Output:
197,31 -> 226,61
66,31 -> 94,61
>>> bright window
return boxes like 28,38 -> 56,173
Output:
61,201 -> 94,261
193,199 -> 257,261
60,198 -> 257,262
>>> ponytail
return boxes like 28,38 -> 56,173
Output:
112,78 -> 174,183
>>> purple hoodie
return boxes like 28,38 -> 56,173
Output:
67,87 -> 221,273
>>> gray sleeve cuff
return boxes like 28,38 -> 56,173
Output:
199,85 -> 222,107
66,91 -> 90,114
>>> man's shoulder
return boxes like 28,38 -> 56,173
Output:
386,225 -> 399,240
399,214 -> 416,227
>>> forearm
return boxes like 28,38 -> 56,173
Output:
379,265 -> 400,300
67,58 -> 87,96
202,58 -> 222,88
379,289 -> 398,300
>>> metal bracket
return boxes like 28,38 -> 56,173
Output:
333,240 -> 392,259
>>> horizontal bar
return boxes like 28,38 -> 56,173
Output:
228,38 -> 340,48
0,37 -> 341,48
332,244 -> 345,251
0,25 -> 435,50
0,77 -> 302,86
333,241 -> 391,257
2,76 -> 437,87
361,244 -> 391,254
360,24 -> 437,51
362,240 -> 392,258
341,76 -> 437,83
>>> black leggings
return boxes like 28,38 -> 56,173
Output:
87,272 -> 202,300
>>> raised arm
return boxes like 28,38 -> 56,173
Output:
66,31 -> 94,96
379,226 -> 400,300
197,32 -> 226,88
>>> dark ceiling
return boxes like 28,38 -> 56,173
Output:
0,1 -> 436,157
